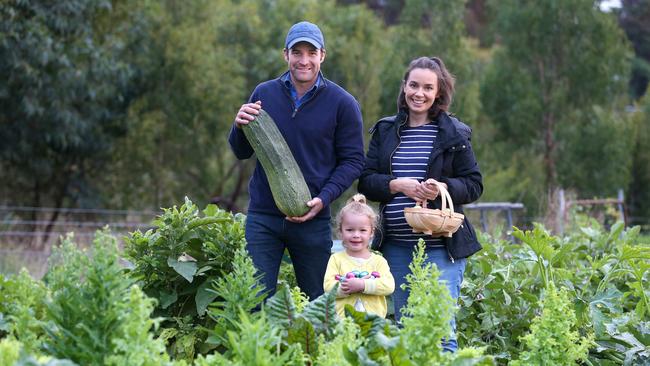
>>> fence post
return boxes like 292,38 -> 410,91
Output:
480,209 -> 488,233
557,189 -> 565,235
617,189 -> 625,224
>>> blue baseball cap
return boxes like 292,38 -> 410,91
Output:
285,21 -> 325,49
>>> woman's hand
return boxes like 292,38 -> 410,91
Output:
389,178 -> 424,201
418,178 -> 448,201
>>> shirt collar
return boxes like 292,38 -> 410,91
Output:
281,71 -> 322,92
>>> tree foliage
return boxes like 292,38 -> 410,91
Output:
0,0 -> 647,228
618,0 -> 650,98
480,0 -> 633,213
0,0 -> 146,209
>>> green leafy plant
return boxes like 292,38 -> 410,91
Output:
206,247 -> 265,350
313,317 -> 361,366
195,310 -> 304,366
105,286 -> 179,366
0,338 -> 21,365
266,284 -> 340,361
460,221 -> 649,365
592,313 -> 650,365
510,284 -> 592,366
123,198 -> 246,359
400,239 -> 455,364
0,269 -> 48,353
42,229 -> 172,365
338,239 -> 493,366
0,337 -> 77,366
342,306 -> 409,365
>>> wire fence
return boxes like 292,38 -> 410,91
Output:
4,200 -> 642,278
0,205 -> 160,277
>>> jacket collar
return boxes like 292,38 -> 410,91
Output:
370,110 -> 464,146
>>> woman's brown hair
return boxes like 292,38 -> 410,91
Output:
397,56 -> 456,120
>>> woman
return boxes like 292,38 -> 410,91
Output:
358,56 -> 483,352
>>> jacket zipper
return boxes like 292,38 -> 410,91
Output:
388,117 -> 457,263
289,82 -> 324,118
389,120 -> 403,176
376,120 -> 402,250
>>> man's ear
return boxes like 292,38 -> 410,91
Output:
320,48 -> 326,62
283,48 -> 289,62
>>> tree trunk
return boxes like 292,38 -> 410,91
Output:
41,173 -> 69,251
543,110 -> 557,189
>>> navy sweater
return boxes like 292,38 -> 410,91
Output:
229,73 -> 365,218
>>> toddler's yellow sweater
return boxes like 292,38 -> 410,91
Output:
323,251 -> 395,318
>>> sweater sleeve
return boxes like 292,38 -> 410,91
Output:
363,256 -> 395,296
228,124 -> 254,160
316,98 -> 365,207
227,91 -> 260,160
323,255 -> 346,298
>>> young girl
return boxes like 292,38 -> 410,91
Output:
324,194 -> 395,318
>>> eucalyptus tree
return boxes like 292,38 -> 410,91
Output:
0,0 -> 147,221
619,0 -> 650,99
481,0 -> 633,206
628,95 -> 650,227
381,0 -> 483,122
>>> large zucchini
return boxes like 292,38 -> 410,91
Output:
242,109 -> 311,217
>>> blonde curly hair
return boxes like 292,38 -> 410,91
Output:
335,193 -> 378,234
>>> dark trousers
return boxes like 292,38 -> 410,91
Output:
245,212 -> 332,301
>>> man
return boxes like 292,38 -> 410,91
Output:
228,21 -> 365,300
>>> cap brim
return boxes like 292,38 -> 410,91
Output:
287,37 -> 323,49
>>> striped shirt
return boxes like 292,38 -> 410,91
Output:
385,123 -> 443,247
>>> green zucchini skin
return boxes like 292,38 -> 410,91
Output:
242,109 -> 311,217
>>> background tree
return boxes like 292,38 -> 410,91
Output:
480,0 -> 633,215
0,0 -> 148,234
1,0 -> 648,233
99,0 -> 389,212
618,0 -> 650,99
628,94 -> 650,228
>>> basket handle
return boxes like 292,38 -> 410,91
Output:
423,180 -> 455,213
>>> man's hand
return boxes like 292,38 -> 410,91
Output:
286,197 -> 323,223
234,101 -> 262,128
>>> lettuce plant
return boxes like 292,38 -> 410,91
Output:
0,269 -> 48,353
510,284 -> 591,366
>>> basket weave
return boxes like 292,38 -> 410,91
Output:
404,183 -> 464,238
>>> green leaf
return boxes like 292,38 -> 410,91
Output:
344,305 -> 377,338
352,347 -> 381,366
287,316 -> 318,358
301,286 -> 339,339
195,279 -> 218,316
590,298 -> 619,337
503,289 -> 512,306
167,257 -> 197,283
159,289 -> 178,309
266,283 -> 296,331
203,204 -> 218,217
0,313 -> 9,332
375,332 -> 414,366
195,266 -> 212,276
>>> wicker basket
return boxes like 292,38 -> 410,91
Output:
404,183 -> 464,238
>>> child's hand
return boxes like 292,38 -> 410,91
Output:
340,278 -> 365,294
